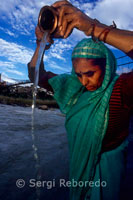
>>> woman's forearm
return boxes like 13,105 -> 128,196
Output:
28,44 -> 57,91
29,43 -> 44,67
28,45 -> 46,84
52,0 -> 133,59
28,61 -> 57,91
91,22 -> 133,58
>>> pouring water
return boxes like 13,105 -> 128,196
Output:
32,32 -> 48,111
31,31 -> 48,200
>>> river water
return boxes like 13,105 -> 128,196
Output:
0,104 -> 69,200
0,104 -> 133,200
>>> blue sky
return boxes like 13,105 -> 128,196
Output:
0,0 -> 133,81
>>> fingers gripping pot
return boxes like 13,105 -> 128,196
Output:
38,6 -> 61,38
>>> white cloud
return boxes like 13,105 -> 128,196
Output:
0,0 -> 56,35
69,29 -> 87,45
0,27 -> 16,37
49,52 -> 66,61
82,0 -> 133,30
0,61 -> 24,76
0,37 -> 69,78
5,69 -> 24,76
0,38 -> 34,64
47,61 -> 70,72
0,37 -> 67,73
0,61 -> 16,69
6,30 -> 16,37
49,40 -> 73,61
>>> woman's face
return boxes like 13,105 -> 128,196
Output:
72,58 -> 105,91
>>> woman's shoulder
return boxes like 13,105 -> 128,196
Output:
116,71 -> 133,109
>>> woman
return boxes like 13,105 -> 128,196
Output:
28,1 -> 133,199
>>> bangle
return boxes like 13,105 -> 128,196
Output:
90,23 -> 97,42
89,19 -> 100,42
97,21 -> 117,43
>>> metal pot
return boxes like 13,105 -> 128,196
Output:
38,6 -> 61,38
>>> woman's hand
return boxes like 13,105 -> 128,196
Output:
52,0 -> 95,38
34,1 -> 133,57
35,25 -> 44,41
35,25 -> 54,49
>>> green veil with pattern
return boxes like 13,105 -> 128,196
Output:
48,38 -> 119,199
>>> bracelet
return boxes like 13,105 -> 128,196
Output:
89,19 -> 100,42
90,23 -> 97,42
85,19 -> 100,42
97,21 -> 117,43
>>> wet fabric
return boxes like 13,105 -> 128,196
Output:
48,38 -> 119,199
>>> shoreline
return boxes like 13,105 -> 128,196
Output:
0,95 -> 58,110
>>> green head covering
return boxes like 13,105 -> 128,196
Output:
72,38 -> 105,59
48,38 -> 119,200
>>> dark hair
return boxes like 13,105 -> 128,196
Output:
91,58 -> 106,76
92,58 -> 106,69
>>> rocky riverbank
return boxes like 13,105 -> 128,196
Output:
0,84 -> 58,109
0,95 -> 58,109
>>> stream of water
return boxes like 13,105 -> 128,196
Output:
31,32 -> 48,200
32,32 -> 48,110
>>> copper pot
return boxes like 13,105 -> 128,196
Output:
38,6 -> 61,38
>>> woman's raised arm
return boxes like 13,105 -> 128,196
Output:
28,26 -> 57,91
52,0 -> 133,58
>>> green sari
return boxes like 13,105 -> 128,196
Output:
48,39 -> 128,200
